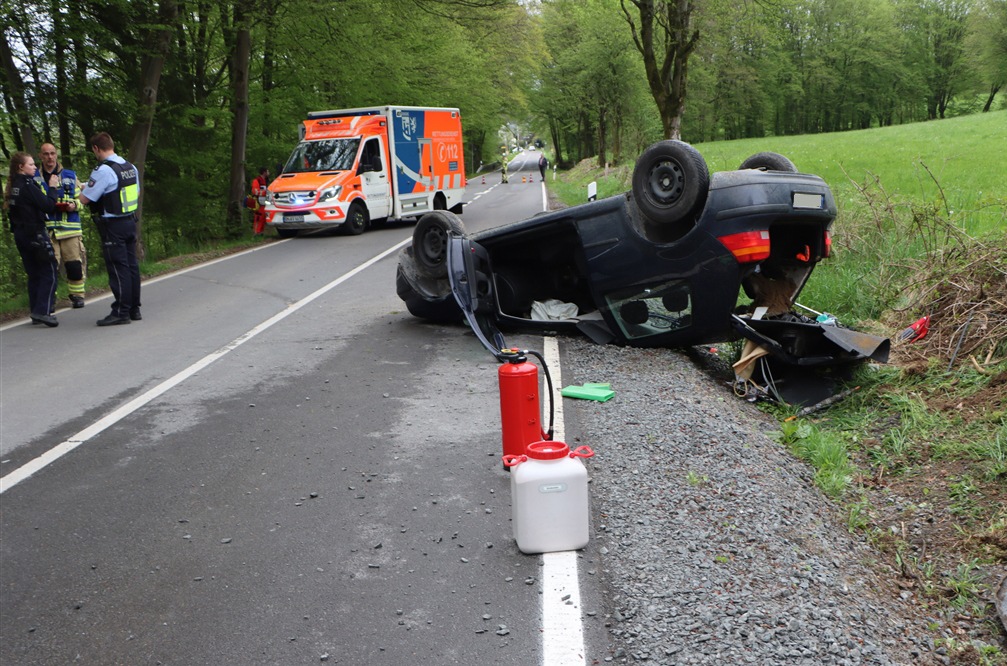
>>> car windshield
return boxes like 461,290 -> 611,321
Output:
283,138 -> 360,173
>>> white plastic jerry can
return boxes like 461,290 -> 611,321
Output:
502,440 -> 595,554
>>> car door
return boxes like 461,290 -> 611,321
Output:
359,137 -> 392,220
447,237 -> 508,358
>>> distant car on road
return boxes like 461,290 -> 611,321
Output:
396,141 -> 888,405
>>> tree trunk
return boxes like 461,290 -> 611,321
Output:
1,32 -> 36,155
227,2 -> 252,236
612,112 -> 622,166
127,0 -> 180,258
597,107 -> 607,169
71,34 -> 92,145
982,83 -> 1001,112
465,128 -> 486,174
549,118 -> 564,168
261,3 -> 278,139
51,0 -> 72,166
621,0 -> 699,140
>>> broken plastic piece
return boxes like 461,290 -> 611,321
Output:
897,315 -> 930,344
815,312 -> 837,326
560,384 -> 615,402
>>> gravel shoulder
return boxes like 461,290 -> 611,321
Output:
561,338 -> 949,665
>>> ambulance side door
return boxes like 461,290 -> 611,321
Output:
359,137 -> 392,220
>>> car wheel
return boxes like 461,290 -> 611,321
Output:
344,202 -> 368,235
739,152 -> 797,172
396,266 -> 462,322
632,140 -> 709,228
412,210 -> 466,279
276,228 -> 297,238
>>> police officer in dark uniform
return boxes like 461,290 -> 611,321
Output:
79,132 -> 142,326
4,151 -> 61,327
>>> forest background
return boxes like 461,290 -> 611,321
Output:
0,0 -> 1005,301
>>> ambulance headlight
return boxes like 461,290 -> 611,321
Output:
318,186 -> 341,203
266,190 -> 274,204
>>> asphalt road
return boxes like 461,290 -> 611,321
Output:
0,152 -> 606,665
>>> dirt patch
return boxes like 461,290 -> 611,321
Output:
928,370 -> 1007,417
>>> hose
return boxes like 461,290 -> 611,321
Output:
523,349 -> 555,440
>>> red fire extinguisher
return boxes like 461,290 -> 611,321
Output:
498,348 -> 553,468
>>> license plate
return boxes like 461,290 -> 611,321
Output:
793,192 -> 824,209
284,214 -> 305,223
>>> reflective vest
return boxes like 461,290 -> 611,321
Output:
99,159 -> 140,215
37,167 -> 82,238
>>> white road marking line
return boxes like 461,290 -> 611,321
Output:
542,551 -> 586,665
540,335 -> 586,665
0,239 -> 410,494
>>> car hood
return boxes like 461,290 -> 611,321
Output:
268,172 -> 347,194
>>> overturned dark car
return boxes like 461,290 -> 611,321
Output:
396,140 -> 889,406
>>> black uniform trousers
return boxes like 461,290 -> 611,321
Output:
100,214 -> 141,318
12,225 -> 58,317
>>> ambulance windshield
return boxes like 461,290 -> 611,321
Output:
283,138 -> 360,173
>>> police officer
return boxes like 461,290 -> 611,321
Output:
4,151 -> 61,327
37,143 -> 87,308
78,132 -> 142,326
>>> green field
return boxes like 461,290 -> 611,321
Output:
695,109 -> 1006,237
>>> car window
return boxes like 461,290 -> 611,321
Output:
283,138 -> 361,173
360,139 -> 382,171
603,280 -> 693,340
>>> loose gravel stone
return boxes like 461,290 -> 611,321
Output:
562,339 -> 942,666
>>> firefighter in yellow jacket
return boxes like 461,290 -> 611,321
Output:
36,143 -> 86,308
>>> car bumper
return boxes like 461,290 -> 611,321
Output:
265,207 -> 347,230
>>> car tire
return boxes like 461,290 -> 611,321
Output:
738,152 -> 797,172
276,228 -> 298,238
344,201 -> 368,235
396,266 -> 462,322
632,140 -> 709,228
412,210 -> 466,279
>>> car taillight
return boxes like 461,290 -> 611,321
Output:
824,231 -> 831,258
717,230 -> 770,263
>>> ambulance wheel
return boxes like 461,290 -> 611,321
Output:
413,210 -> 466,279
632,140 -> 709,228
276,228 -> 297,238
344,202 -> 368,235
738,152 -> 797,173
